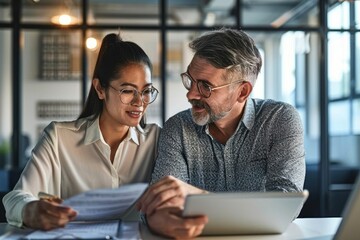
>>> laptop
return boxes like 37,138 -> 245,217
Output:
331,174 -> 360,240
182,190 -> 309,236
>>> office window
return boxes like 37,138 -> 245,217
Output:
328,32 -> 350,100
21,30 -> 82,167
21,0 -> 82,25
329,101 -> 351,136
355,1 -> 360,29
242,0 -> 319,27
89,0 -> 159,25
280,32 -> 297,105
167,1 -> 235,26
327,2 -> 359,139
328,1 -> 349,29
166,31 -> 194,119
0,30 -> 12,170
278,31 -> 320,163
250,31 -> 318,110
357,33 -> 360,94
251,48 -> 265,99
353,99 -> 360,134
167,1 -> 201,26
0,2 -> 11,22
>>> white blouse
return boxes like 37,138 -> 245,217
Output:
3,115 -> 160,227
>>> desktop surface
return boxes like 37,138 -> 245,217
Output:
0,218 -> 341,240
139,218 -> 341,240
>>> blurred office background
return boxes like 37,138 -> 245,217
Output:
0,0 -> 359,219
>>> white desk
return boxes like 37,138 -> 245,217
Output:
141,218 -> 341,240
0,218 -> 341,239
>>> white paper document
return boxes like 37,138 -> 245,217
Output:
23,221 -> 141,239
62,183 -> 148,221
24,220 -> 120,239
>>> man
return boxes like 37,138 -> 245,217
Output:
137,28 -> 305,239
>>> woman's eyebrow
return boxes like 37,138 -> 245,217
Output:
118,82 -> 153,88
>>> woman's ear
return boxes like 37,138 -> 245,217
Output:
237,82 -> 253,103
93,78 -> 105,100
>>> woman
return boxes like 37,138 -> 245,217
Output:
2,33 -> 160,230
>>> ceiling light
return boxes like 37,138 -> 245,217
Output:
51,14 -> 78,25
51,0 -> 79,25
86,37 -> 98,50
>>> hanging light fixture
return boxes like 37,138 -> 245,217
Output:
51,0 -> 79,25
51,14 -> 78,25
86,37 -> 98,50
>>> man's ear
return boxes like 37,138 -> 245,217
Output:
237,82 -> 253,103
93,78 -> 105,100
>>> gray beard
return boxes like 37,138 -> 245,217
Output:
191,107 -> 229,126
189,99 -> 230,126
191,108 -> 210,126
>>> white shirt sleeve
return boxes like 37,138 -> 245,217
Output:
2,117 -> 160,227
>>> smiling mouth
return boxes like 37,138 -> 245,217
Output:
127,111 -> 142,117
130,111 -> 141,114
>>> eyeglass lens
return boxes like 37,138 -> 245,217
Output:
120,87 -> 158,104
181,73 -> 211,98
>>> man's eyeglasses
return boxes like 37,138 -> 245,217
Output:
109,85 -> 159,105
180,71 -> 244,98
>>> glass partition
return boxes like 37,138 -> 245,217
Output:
0,2 -> 11,22
356,1 -> 360,29
328,1 -> 349,29
21,30 -> 82,167
353,99 -> 360,134
266,31 -> 320,165
167,0 -> 235,26
22,0 -> 81,25
328,32 -> 350,100
88,0 -> 159,25
242,0 -> 319,27
357,33 -> 360,94
0,30 -> 12,170
166,31 -> 193,119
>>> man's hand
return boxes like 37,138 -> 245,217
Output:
22,199 -> 77,230
147,206 -> 208,239
137,175 -> 207,215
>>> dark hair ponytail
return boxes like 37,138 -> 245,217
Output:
78,33 -> 152,128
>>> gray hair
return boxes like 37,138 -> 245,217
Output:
189,28 -> 262,85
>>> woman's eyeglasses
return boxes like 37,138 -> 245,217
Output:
109,85 -> 159,105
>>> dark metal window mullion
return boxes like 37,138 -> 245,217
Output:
11,0 -> 22,169
349,1 -> 356,135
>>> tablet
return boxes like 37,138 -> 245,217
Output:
183,190 -> 309,236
